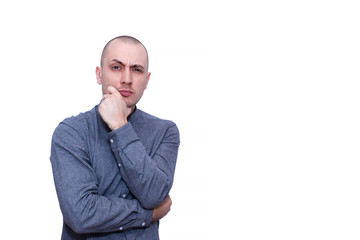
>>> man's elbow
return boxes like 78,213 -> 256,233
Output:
61,199 -> 99,234
140,185 -> 171,209
67,222 -> 89,235
64,215 -> 99,234
141,199 -> 163,210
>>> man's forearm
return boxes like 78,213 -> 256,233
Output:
108,122 -> 180,209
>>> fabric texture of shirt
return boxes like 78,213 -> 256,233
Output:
50,105 -> 180,240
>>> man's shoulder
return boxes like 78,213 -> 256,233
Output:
55,106 -> 98,135
134,109 -> 179,143
62,106 -> 97,125
134,109 -> 176,127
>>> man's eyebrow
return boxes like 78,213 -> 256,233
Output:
111,59 -> 145,69
111,59 -> 125,66
131,64 -> 145,69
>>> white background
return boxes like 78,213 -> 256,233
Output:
0,0 -> 360,239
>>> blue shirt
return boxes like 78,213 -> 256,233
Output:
50,105 -> 180,240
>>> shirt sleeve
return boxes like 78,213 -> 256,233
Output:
108,121 -> 180,209
50,122 -> 153,234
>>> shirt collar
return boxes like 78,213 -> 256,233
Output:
127,106 -> 140,123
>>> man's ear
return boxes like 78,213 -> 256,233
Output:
145,72 -> 151,89
96,66 -> 102,85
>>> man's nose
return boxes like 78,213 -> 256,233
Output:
121,68 -> 132,84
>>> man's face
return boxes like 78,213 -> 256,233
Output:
96,40 -> 150,109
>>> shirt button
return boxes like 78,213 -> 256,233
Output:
119,227 -> 123,231
110,139 -> 114,143
141,222 -> 146,227
118,163 -> 121,167
122,194 -> 127,198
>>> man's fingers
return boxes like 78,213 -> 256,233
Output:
102,86 -> 119,101
107,86 -> 119,95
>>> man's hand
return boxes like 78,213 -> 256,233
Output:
151,195 -> 172,222
99,86 -> 132,131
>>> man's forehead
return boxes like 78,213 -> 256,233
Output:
104,40 -> 148,64
107,40 -> 146,55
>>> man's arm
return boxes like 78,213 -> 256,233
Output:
50,122 -> 153,234
99,86 -> 180,209
108,121 -> 180,209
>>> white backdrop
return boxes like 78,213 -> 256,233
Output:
1,0 -> 360,239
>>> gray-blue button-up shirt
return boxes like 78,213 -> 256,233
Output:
50,105 -> 180,239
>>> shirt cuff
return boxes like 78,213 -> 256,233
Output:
118,206 -> 153,231
139,208 -> 153,228
107,122 -> 139,150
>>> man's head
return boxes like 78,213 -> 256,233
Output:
96,36 -> 151,109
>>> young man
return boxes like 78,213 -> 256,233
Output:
50,36 -> 180,239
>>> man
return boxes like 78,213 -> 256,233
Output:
50,36 -> 180,239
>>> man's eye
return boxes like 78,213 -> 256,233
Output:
112,66 -> 120,70
134,68 -> 143,73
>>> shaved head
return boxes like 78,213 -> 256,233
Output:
100,35 -> 149,70
96,35 -> 151,110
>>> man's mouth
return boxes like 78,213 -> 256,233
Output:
119,89 -> 133,97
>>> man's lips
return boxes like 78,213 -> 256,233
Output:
119,89 -> 133,97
